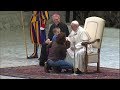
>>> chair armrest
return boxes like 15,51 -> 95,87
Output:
81,41 -> 89,47
81,39 -> 100,46
89,39 -> 100,44
81,39 -> 100,55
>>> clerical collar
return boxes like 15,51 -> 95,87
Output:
54,22 -> 61,27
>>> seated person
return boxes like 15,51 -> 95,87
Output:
66,20 -> 93,74
44,32 -> 73,73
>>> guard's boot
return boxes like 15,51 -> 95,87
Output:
27,44 -> 38,59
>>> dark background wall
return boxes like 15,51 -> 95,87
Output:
23,11 -> 120,28
1,11 -> 119,29
71,11 -> 120,28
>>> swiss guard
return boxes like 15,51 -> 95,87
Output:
27,11 -> 49,59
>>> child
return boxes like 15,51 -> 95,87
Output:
52,27 -> 61,41
45,27 -> 61,45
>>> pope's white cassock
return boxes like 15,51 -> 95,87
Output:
65,26 -> 93,72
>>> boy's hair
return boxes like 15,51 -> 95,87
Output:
53,27 -> 61,34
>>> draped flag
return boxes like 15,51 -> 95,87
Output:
30,11 -> 49,45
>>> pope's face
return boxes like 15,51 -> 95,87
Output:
71,24 -> 79,32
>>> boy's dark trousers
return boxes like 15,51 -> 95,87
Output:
38,43 -> 48,66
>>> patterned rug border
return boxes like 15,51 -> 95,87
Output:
0,65 -> 120,79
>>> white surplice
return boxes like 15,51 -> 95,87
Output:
65,26 -> 93,72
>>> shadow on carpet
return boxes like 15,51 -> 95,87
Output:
0,65 -> 119,79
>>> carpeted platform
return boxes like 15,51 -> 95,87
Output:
0,65 -> 119,79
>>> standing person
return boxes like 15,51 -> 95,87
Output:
39,13 -> 70,66
66,20 -> 93,74
27,11 -> 49,59
45,27 -> 61,57
51,27 -> 61,42
45,27 -> 61,45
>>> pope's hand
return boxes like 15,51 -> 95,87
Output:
70,47 -> 76,51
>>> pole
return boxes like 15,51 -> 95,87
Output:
73,37 -> 77,75
20,11 -> 28,59
73,41 -> 76,74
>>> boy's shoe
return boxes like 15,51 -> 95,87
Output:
52,67 -> 62,73
44,62 -> 50,73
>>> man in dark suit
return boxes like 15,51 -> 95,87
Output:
39,13 -> 70,66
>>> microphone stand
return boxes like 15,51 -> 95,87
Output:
72,36 -> 77,75
69,32 -> 78,75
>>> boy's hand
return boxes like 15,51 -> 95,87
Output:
45,39 -> 50,44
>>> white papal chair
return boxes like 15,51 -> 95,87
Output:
83,16 -> 105,73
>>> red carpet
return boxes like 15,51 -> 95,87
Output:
0,65 -> 119,79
